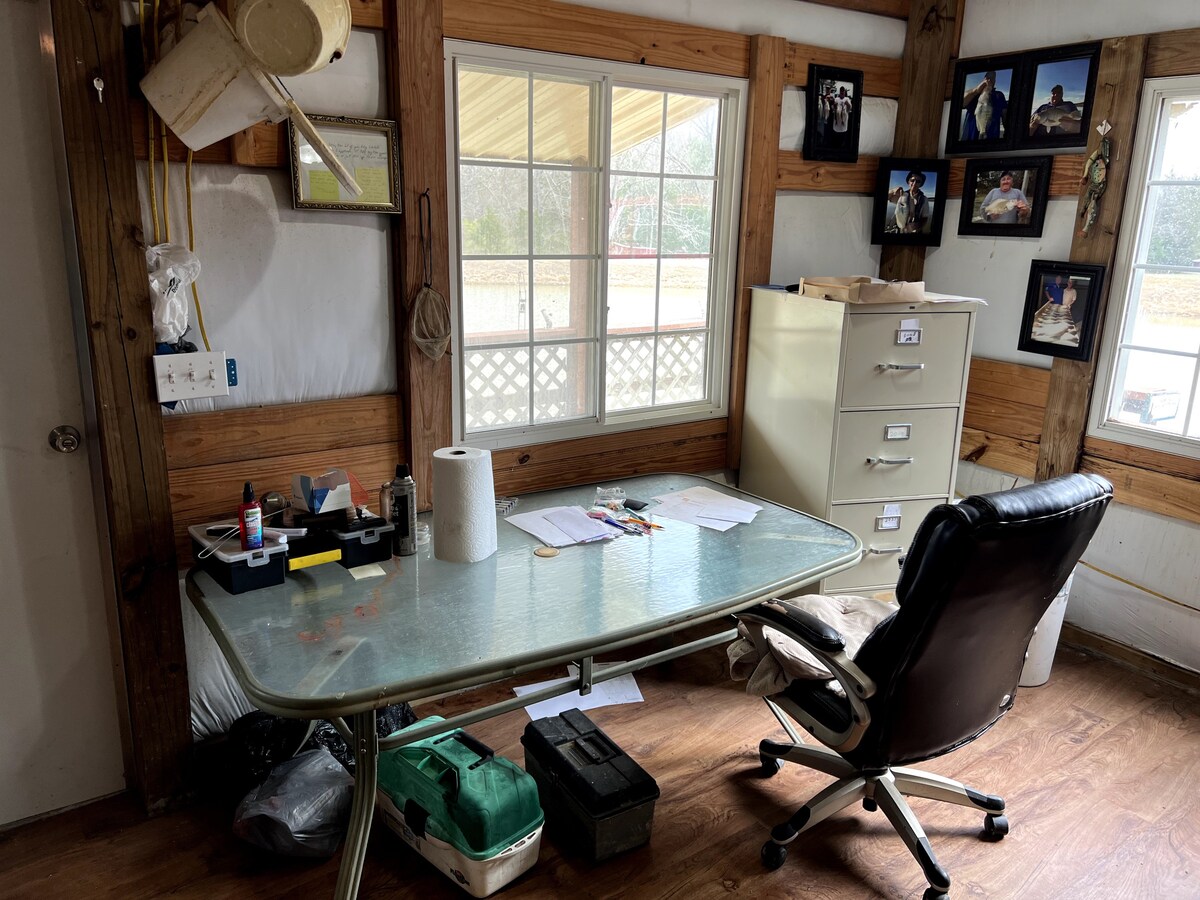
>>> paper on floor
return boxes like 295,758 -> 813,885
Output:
513,663 -> 643,719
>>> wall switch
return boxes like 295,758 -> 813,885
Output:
153,351 -> 231,402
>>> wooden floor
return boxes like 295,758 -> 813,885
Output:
2,642 -> 1198,899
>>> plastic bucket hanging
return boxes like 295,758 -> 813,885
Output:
233,0 -> 352,77
139,3 -> 360,196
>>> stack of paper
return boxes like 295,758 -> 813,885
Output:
506,506 -> 625,548
650,485 -> 763,532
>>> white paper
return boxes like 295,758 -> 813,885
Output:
921,291 -> 988,305
883,503 -> 901,516
543,506 -> 618,543
900,317 -> 920,330
514,664 -> 643,719
506,506 -> 620,547
650,485 -> 761,530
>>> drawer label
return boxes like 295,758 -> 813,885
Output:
884,423 -> 912,440
876,503 -> 902,531
896,327 -> 922,345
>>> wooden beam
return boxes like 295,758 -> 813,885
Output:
162,395 -> 399,470
391,0 -> 452,509
349,0 -> 385,28
131,100 -> 230,164
1080,455 -> 1200,525
784,44 -> 903,97
1037,35 -> 1149,481
878,0 -> 965,283
959,428 -> 1039,480
1083,436 -> 1200,481
790,0 -> 911,19
443,0 -> 750,78
777,151 -> 878,193
229,123 -> 288,168
50,0 -> 190,812
1145,27 -> 1200,78
967,358 -> 1051,408
726,35 -> 787,471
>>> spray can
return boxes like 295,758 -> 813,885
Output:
390,464 -> 417,556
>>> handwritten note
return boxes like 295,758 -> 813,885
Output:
355,166 -> 389,204
307,170 -> 340,202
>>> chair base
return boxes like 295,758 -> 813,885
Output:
758,738 -> 1006,897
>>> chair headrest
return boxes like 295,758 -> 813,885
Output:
963,473 -> 1112,527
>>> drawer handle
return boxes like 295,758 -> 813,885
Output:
867,546 -> 905,555
866,456 -> 914,465
877,363 -> 926,371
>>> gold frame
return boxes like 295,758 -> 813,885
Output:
288,114 -> 402,212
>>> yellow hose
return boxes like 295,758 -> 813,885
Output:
186,151 -> 211,352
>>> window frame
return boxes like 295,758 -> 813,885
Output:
443,40 -> 747,450
1089,74 -> 1200,461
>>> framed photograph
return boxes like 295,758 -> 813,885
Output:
1017,260 -> 1106,361
803,64 -> 864,163
957,156 -> 1052,238
945,53 -> 1023,154
1015,43 -> 1101,151
871,157 -> 951,246
288,114 -> 401,212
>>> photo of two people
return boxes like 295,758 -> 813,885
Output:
802,64 -> 863,163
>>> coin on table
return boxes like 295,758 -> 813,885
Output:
533,547 -> 559,558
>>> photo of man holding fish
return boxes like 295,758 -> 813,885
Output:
1019,45 -> 1099,149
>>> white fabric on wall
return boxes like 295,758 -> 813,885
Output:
780,88 -> 897,157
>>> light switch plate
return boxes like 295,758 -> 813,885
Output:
153,351 -> 230,402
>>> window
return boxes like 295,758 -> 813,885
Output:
1091,76 -> 1200,459
445,42 -> 745,447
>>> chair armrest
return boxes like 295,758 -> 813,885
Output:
738,599 -> 878,753
749,599 -> 846,655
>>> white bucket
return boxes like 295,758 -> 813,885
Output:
1020,569 -> 1075,687
140,4 -> 360,195
234,0 -> 351,77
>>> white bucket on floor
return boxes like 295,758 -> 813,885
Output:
1021,569 -> 1075,687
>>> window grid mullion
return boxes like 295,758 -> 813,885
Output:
526,72 -> 536,426
651,93 -> 668,407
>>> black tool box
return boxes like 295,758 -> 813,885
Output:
520,708 -> 659,861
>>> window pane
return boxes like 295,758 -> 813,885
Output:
656,333 -> 707,404
534,169 -> 595,255
460,165 -> 528,255
1143,185 -> 1200,267
534,344 -> 595,423
606,337 -> 654,411
1126,270 -> 1200,353
458,68 -> 528,163
659,258 -> 710,330
607,259 -> 657,333
1108,348 -> 1194,437
533,259 -> 594,340
609,175 -> 659,256
463,347 -> 530,430
612,87 -> 663,173
661,178 -> 714,255
664,94 -> 719,176
533,77 -> 595,165
1158,99 -> 1200,181
461,259 -> 528,346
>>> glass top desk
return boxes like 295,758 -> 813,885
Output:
188,472 -> 861,899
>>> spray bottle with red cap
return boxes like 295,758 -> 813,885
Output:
238,481 -> 264,551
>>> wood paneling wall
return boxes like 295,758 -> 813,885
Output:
960,359 -> 1049,480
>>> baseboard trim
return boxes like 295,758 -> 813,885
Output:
1060,624 -> 1200,695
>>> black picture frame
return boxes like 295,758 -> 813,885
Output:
1014,42 -> 1101,151
957,156 -> 1052,238
945,53 -> 1023,155
870,157 -> 950,246
803,64 -> 864,163
1017,260 -> 1106,361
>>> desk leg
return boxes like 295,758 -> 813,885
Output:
333,709 -> 378,900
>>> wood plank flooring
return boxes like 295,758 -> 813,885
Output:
2,643 -> 1198,899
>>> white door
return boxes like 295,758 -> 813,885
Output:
0,0 -> 126,826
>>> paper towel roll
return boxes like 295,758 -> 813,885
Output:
432,446 -> 497,563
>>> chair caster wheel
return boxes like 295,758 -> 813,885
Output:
983,814 -> 1009,840
862,798 -> 877,812
922,888 -> 949,900
761,840 -> 787,870
759,754 -> 782,777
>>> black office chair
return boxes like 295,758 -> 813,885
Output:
735,474 -> 1112,900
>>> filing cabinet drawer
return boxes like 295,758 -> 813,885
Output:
825,497 -> 944,591
831,408 -> 958,501
840,311 -> 970,408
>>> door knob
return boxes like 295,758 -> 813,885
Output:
49,425 -> 82,453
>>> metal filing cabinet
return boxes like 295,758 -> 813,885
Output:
739,287 -> 977,595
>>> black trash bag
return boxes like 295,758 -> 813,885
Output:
227,710 -> 313,791
301,703 -> 417,774
233,748 -> 354,858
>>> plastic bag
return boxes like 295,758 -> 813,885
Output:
146,242 -> 200,343
232,748 -> 354,858
301,703 -> 417,775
